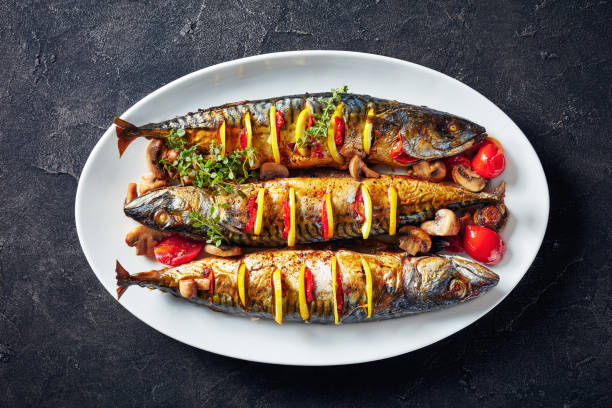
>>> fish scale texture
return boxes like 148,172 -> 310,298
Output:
1,0 -> 611,407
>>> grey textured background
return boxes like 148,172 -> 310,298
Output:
1,0 -> 611,406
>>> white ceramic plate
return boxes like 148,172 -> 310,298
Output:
75,51 -> 549,365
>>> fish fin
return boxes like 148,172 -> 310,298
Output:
116,260 -> 130,299
114,117 -> 138,157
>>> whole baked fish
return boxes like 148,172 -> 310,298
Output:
114,92 -> 486,168
124,175 -> 504,247
116,249 -> 499,324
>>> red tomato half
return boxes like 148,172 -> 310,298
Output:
154,235 -> 203,266
472,143 -> 506,179
463,225 -> 505,265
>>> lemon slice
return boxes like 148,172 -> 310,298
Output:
298,264 -> 309,321
287,187 -> 296,247
363,106 -> 374,154
388,186 -> 398,236
295,107 -> 310,156
361,256 -> 373,318
218,120 -> 226,157
237,263 -> 247,308
272,268 -> 283,324
244,111 -> 252,148
324,193 -> 334,240
253,188 -> 265,235
268,106 -> 281,163
326,103 -> 344,164
361,185 -> 373,239
331,256 -> 340,325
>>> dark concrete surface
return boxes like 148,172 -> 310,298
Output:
1,0 -> 611,406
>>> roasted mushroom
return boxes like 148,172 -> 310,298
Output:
421,209 -> 461,236
204,244 -> 243,257
348,155 -> 380,180
125,183 -> 138,205
140,173 -> 170,195
411,161 -> 446,182
125,225 -> 165,257
474,205 -> 506,230
194,278 -> 210,291
398,226 -> 432,255
260,162 -> 289,180
178,279 -> 197,298
452,165 -> 486,192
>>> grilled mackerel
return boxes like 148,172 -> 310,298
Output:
116,249 -> 499,324
124,175 -> 504,247
114,92 -> 486,168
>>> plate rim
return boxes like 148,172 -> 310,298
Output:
75,50 -> 550,365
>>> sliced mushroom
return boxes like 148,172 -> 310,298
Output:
204,244 -> 243,257
348,155 -> 380,180
178,279 -> 197,298
420,209 -> 461,236
125,225 -> 165,257
398,226 -> 432,255
428,161 -> 447,182
124,183 -> 138,205
260,162 -> 289,180
452,165 -> 486,192
474,205 -> 505,230
145,140 -> 167,179
140,173 -> 170,195
459,211 -> 474,230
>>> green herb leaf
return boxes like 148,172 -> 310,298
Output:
189,210 -> 228,247
301,85 -> 348,148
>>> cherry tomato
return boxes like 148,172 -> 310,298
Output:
463,225 -> 505,265
154,235 -> 203,266
391,137 -> 419,164
472,142 -> 505,179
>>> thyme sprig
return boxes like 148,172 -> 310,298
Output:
189,204 -> 229,247
297,85 -> 348,148
160,128 -> 256,194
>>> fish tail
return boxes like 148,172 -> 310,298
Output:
116,260 -> 131,299
114,117 -> 139,157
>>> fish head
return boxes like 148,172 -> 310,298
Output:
403,255 -> 499,307
401,108 -> 487,159
123,186 -> 211,233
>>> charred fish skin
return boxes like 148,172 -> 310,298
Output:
115,93 -> 486,167
116,250 -> 499,324
123,175 -> 504,247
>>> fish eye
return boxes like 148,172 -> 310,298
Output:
447,120 -> 460,133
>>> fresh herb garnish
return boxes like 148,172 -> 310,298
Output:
189,204 -> 229,247
160,128 -> 256,195
297,85 -> 348,148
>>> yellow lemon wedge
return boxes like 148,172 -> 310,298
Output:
331,256 -> 340,325
363,106 -> 374,154
287,187 -> 296,247
323,192 -> 334,240
388,186 -> 398,236
244,111 -> 252,148
298,264 -> 309,321
326,103 -> 344,164
268,106 -> 281,163
295,107 -> 310,156
273,268 -> 283,324
361,185 -> 373,239
237,263 -> 247,308
218,120 -> 226,157
253,188 -> 265,235
361,257 -> 373,318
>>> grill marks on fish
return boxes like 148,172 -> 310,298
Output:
116,250 -> 499,324
123,175 -> 504,247
115,93 -> 487,166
